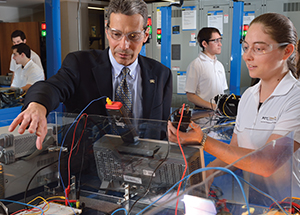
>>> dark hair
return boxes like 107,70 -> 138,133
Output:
12,43 -> 31,58
250,13 -> 299,79
11,30 -> 26,41
197,27 -> 221,51
106,0 -> 148,29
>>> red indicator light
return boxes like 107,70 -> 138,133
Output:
243,25 -> 249,31
147,17 -> 152,26
41,23 -> 46,30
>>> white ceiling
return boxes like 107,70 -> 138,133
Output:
0,0 -> 171,9
0,0 -> 44,8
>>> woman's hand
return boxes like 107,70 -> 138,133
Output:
167,120 -> 203,145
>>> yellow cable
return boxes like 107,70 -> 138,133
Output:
45,195 -> 66,201
4,91 -> 14,96
26,196 -> 49,215
27,196 -> 44,205
36,196 -> 65,206
222,94 -> 238,117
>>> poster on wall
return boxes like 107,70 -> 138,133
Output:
207,10 -> 223,35
177,71 -> 186,94
156,9 -> 161,29
182,6 -> 197,31
244,11 -> 255,25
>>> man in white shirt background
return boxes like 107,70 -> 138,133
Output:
10,43 -> 44,93
185,27 -> 228,110
9,30 -> 43,77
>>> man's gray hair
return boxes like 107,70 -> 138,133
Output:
107,0 -> 148,29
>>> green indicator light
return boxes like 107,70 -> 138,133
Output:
41,30 -> 46,37
149,26 -> 152,34
157,34 -> 161,40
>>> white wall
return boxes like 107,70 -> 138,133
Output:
60,1 -> 90,60
0,6 -> 43,22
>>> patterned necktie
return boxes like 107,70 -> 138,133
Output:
115,67 -> 132,117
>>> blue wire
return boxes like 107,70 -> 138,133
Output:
237,176 -> 289,215
0,199 -> 44,214
57,96 -> 107,215
111,167 -> 250,215
111,207 -> 128,215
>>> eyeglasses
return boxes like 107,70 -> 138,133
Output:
106,27 -> 145,42
242,41 -> 289,55
208,37 -> 222,44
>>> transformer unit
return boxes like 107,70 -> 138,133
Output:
93,134 -> 204,196
0,125 -> 55,164
0,151 -> 59,198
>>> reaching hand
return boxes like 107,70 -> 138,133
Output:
167,120 -> 204,145
8,102 -> 48,150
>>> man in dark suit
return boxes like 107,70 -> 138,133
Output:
8,0 -> 172,150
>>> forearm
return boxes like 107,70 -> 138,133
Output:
186,93 -> 216,109
23,81 -> 62,115
23,61 -> 79,114
21,84 -> 32,93
168,121 -> 291,178
206,157 -> 238,178
204,137 -> 280,177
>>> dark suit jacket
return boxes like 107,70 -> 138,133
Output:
23,48 -> 172,121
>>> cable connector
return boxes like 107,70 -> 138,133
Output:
172,104 -> 191,132
106,97 -> 113,105
65,185 -> 70,205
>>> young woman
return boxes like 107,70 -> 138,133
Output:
168,13 -> 300,201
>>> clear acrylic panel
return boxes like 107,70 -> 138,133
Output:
144,126 -> 295,215
0,111 -> 297,215
45,112 -> 206,214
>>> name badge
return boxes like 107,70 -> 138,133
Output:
261,116 -> 277,124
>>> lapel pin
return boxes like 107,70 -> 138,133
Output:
150,79 -> 155,84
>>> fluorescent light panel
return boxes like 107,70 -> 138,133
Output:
88,6 -> 104,10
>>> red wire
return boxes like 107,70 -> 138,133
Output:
11,208 -> 28,215
175,103 -> 188,215
66,113 -> 88,205
75,115 -> 88,155
11,203 -> 44,215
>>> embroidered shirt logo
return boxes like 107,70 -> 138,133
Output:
261,116 -> 277,124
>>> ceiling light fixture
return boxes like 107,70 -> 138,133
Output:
88,6 -> 104,10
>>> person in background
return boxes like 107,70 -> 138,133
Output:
185,27 -> 228,110
8,0 -> 172,150
168,13 -> 300,198
9,30 -> 43,76
10,43 -> 44,93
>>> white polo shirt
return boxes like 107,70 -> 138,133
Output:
185,52 -> 228,102
234,71 -> 300,200
234,71 -> 300,149
11,60 -> 44,88
10,49 -> 43,73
